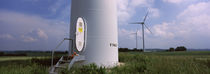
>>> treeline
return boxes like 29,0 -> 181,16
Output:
119,48 -> 143,52
119,46 -> 187,52
166,46 -> 187,52
0,52 -> 27,56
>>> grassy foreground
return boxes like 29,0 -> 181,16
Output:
0,51 -> 210,74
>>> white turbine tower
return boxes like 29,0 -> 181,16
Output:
50,0 -> 118,73
69,0 -> 118,67
130,12 -> 152,52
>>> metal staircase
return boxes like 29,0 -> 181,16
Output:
49,38 -> 86,74
49,55 -> 85,74
49,38 -> 72,74
49,56 -> 71,74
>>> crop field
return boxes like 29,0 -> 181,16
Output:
0,51 -> 210,74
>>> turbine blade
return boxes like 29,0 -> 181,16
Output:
144,24 -> 153,34
143,12 -> 149,22
129,22 -> 141,24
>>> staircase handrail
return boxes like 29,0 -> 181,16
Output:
51,38 -> 72,69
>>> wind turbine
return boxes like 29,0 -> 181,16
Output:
130,12 -> 152,52
131,29 -> 139,49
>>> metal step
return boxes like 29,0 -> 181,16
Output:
49,55 -> 85,74
59,60 -> 70,63
55,65 -> 67,68
50,56 -> 71,74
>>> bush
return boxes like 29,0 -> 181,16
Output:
0,52 -> 4,56
119,48 -> 129,52
132,48 -> 143,52
175,46 -> 187,51
166,47 -> 175,52
119,48 -> 143,52
0,53 -> 27,56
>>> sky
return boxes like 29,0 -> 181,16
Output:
0,0 -> 210,51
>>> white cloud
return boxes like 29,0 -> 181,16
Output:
149,1 -> 210,48
163,0 -> 183,4
0,10 -> 67,35
152,22 -> 175,38
0,34 -> 14,40
118,29 -> 134,38
119,28 -> 134,39
117,0 -> 133,23
0,10 -> 68,50
177,2 -> 210,18
21,35 -> 37,42
149,8 -> 160,18
130,0 -> 147,7
118,28 -> 142,40
177,1 -> 210,36
155,1 -> 210,37
50,0 -> 67,14
21,28 -> 48,42
162,0 -> 197,4
117,0 -> 158,24
37,29 -> 48,40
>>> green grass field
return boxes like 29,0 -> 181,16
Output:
0,51 -> 210,74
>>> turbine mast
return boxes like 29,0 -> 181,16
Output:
142,24 -> 145,52
136,30 -> 138,49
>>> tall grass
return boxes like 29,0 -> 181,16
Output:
59,64 -> 106,74
110,53 -> 149,74
0,51 -> 210,74
112,52 -> 210,74
0,62 -> 48,74
0,57 -> 60,74
146,55 -> 210,74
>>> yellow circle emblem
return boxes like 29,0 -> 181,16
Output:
78,27 -> 83,32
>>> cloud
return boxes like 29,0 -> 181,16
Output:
177,2 -> 210,18
36,29 -> 48,39
49,0 -> 67,14
162,0 -> 197,5
21,28 -> 48,42
162,0 -> 183,4
22,35 -> 37,42
119,28 -> 142,38
117,0 -> 158,24
149,1 -> 210,48
176,1 -> 210,36
149,8 -> 160,18
152,22 -> 175,38
0,10 -> 68,50
117,0 -> 133,23
0,34 -> 14,40
118,1 -> 210,49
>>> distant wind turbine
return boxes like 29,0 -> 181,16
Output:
130,12 -> 152,52
131,29 -> 139,49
